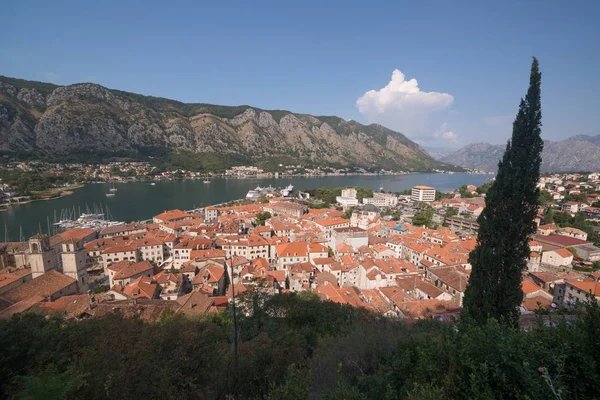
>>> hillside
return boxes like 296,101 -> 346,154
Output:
442,135 -> 600,172
0,76 -> 451,171
1,293 -> 599,399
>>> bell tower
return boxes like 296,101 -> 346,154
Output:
61,239 -> 89,293
28,234 -> 54,278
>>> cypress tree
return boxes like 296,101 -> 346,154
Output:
462,58 -> 543,325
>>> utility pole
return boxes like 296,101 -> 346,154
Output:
229,257 -> 239,366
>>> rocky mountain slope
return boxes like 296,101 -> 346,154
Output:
0,75 -> 450,171
441,136 -> 600,172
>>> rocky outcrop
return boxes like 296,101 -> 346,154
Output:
47,83 -> 130,110
17,88 -> 45,107
0,75 -> 448,170
0,83 -> 18,97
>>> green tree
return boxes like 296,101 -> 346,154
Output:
543,207 -> 554,223
563,192 -> 587,203
412,209 -> 434,228
476,181 -> 494,195
255,211 -> 272,226
445,207 -> 458,217
458,185 -> 475,198
342,206 -> 358,219
538,189 -> 553,204
463,58 -> 543,326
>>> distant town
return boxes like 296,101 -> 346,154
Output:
0,159 -> 486,207
1,170 -> 598,321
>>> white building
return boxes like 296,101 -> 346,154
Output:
363,192 -> 398,208
411,186 -> 436,202
341,188 -> 357,198
541,248 -> 573,267
336,188 -> 359,208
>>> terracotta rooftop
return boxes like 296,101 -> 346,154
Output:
0,268 -> 32,290
154,209 -> 192,222
100,223 -> 146,236
38,294 -> 92,317
111,260 -> 154,280
58,228 -> 97,241
2,270 -> 76,304
176,290 -> 214,315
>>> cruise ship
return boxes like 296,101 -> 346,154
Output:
246,186 -> 264,200
245,185 -> 277,200
281,184 -> 294,197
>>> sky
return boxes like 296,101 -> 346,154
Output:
2,0 -> 599,148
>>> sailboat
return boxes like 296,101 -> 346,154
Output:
109,183 -> 118,192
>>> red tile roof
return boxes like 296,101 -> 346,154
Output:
58,228 -> 96,241
154,209 -> 192,222
111,260 -> 154,280
2,270 -> 76,303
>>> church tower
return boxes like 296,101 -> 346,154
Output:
61,239 -> 89,293
28,234 -> 54,279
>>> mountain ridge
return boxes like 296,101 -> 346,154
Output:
440,136 -> 600,172
0,75 -> 450,171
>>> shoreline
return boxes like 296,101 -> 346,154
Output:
1,185 -> 84,208
98,170 -> 493,184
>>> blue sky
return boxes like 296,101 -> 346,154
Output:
2,0 -> 599,148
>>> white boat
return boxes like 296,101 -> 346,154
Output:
149,182 -> 156,186
203,179 -> 211,183
78,213 -> 104,220
109,183 -> 117,192
281,184 -> 294,197
106,193 -> 115,197
246,186 -> 262,199
246,190 -> 260,199
55,211 -> 122,231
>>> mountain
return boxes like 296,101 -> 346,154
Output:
0,76 -> 451,171
441,136 -> 600,172
440,143 -> 505,172
422,146 -> 459,161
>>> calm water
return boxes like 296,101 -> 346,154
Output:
1,173 -> 493,241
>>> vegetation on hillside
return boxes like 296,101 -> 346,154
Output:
545,211 -> 600,244
0,75 -> 59,97
0,169 -> 76,197
1,294 -> 599,399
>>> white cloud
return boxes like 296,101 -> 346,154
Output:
43,72 -> 60,83
433,122 -> 458,144
356,69 -> 454,135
